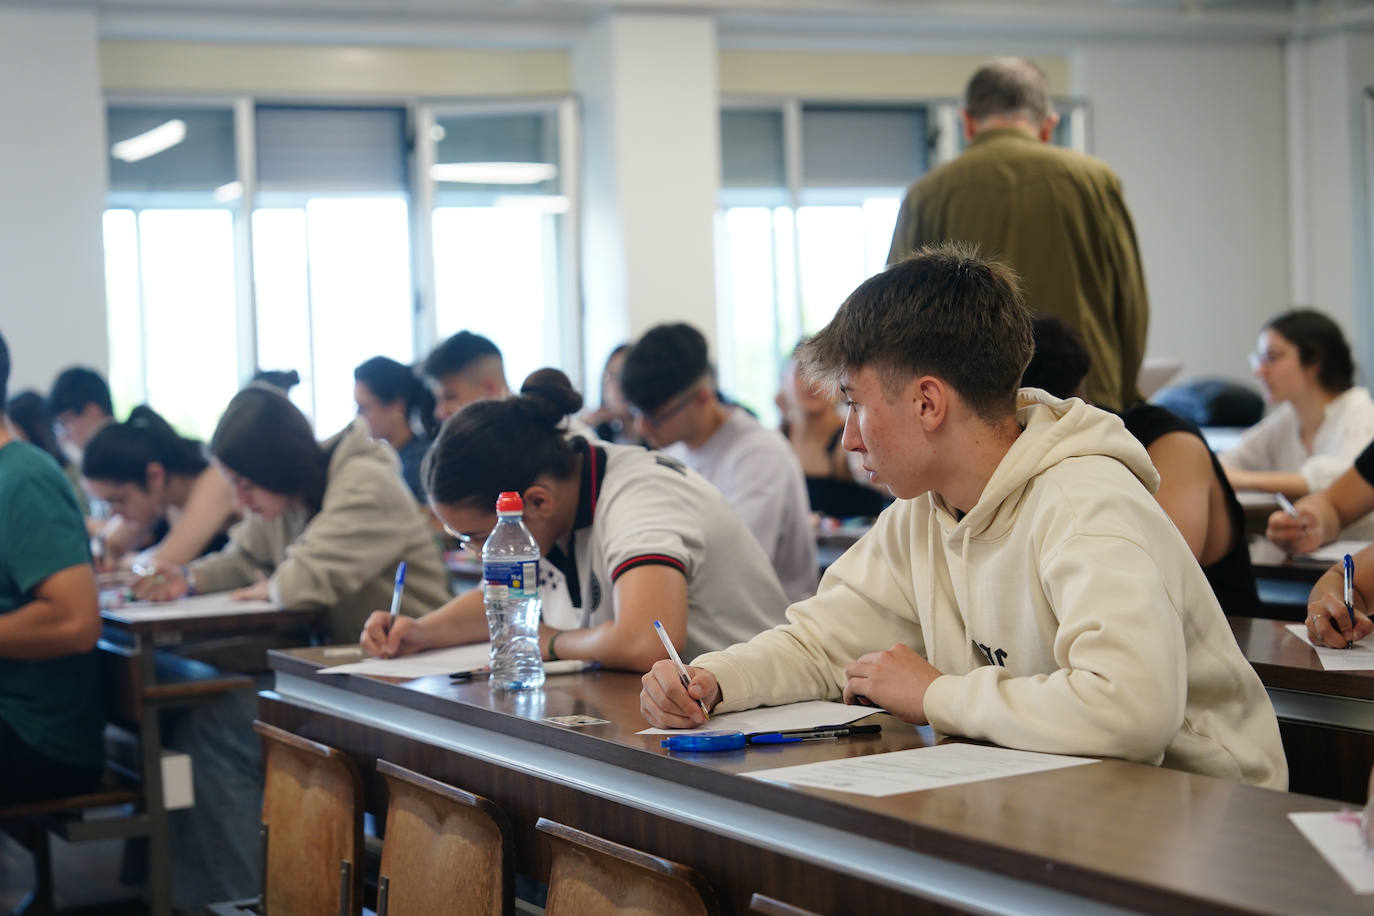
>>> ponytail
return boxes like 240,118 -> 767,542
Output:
83,405 -> 208,485
355,356 -> 437,437
424,368 -> 583,509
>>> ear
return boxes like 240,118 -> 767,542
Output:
1038,111 -> 1061,143
144,462 -> 166,491
960,109 -> 976,143
912,376 -> 950,432
522,482 -> 558,520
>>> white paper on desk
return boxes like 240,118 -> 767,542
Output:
108,592 -> 279,620
637,700 -> 879,736
1298,540 -> 1372,563
319,643 -> 492,677
1289,812 -> 1374,894
1235,489 -> 1279,508
1283,624 -> 1374,670
745,743 -> 1096,798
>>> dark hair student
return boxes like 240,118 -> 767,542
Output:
211,385 -> 329,513
82,405 -> 207,485
424,368 -> 582,512
354,356 -> 437,438
5,391 -> 66,466
1264,309 -> 1356,394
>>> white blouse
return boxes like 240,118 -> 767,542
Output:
1222,387 -> 1374,493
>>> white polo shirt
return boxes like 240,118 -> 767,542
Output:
542,440 -> 791,661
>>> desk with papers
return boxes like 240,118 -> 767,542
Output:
261,645 -> 1372,915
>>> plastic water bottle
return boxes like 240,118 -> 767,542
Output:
482,491 -> 545,690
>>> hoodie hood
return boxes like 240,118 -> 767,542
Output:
321,415 -> 400,479
933,388 -> 1159,542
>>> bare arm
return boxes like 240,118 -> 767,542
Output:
1222,466 -> 1309,499
1268,465 -> 1374,554
150,468 -> 238,567
0,564 -> 100,660
1147,432 -> 1214,562
541,565 -> 689,673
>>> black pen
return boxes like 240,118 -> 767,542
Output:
747,724 -> 882,745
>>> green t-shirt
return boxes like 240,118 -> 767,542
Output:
0,440 -> 103,769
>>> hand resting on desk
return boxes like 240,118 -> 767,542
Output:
640,660 -> 720,729
843,643 -> 942,725
130,563 -> 190,602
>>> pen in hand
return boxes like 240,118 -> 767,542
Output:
653,619 -> 709,720
1344,553 -> 1356,649
386,561 -> 407,633
1276,492 -> 1301,519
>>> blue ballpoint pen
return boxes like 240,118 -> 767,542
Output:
1344,554 -> 1356,649
387,561 -> 407,632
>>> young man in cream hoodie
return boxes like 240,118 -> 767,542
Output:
641,243 -> 1287,790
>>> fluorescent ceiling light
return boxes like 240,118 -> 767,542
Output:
110,119 -> 187,163
492,195 -> 571,214
430,162 -> 558,185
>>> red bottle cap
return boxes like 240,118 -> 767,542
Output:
496,491 -> 523,513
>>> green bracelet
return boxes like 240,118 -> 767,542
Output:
547,630 -> 563,661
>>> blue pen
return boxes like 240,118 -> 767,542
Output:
748,724 -> 882,745
1344,554 -> 1356,649
387,561 -> 407,630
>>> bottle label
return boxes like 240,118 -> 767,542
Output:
483,559 -> 539,601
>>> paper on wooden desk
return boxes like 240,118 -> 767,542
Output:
745,743 -> 1096,797
319,643 -> 492,677
108,592 -> 279,620
637,700 -> 878,736
1289,812 -> 1374,894
1298,540 -> 1372,564
1284,624 -> 1374,671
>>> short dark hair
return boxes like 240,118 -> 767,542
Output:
83,405 -> 208,486
1265,308 -> 1355,394
0,331 -> 9,412
423,331 -> 502,381
211,385 -> 328,513
800,243 -> 1033,420
1022,316 -> 1092,400
620,323 -> 711,414
965,57 -> 1052,124
424,368 -> 583,511
49,366 -> 113,418
355,356 -> 437,437
5,391 -> 65,464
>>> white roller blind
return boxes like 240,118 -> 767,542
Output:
256,105 -> 408,192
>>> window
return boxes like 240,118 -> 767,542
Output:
424,103 -> 575,391
104,105 -> 241,440
716,103 -> 924,426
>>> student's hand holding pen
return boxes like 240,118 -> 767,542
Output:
1307,564 -> 1374,648
1267,493 -> 1339,556
359,610 -> 429,659
130,562 -> 191,602
640,660 -> 719,729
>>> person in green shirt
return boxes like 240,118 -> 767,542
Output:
0,329 -> 104,804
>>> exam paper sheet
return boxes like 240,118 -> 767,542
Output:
1283,624 -> 1374,671
105,592 -> 279,621
1299,540 -> 1371,564
1289,812 -> 1374,894
319,643 -> 492,677
745,743 -> 1097,797
637,700 -> 878,736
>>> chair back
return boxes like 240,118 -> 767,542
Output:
375,759 -> 513,916
537,817 -> 718,916
254,720 -> 364,916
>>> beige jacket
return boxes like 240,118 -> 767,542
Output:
697,390 -> 1287,789
191,418 -> 449,643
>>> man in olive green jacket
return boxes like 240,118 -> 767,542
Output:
888,57 -> 1149,412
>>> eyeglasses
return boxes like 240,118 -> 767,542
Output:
1248,349 -> 1290,370
443,522 -> 495,550
631,385 -> 701,428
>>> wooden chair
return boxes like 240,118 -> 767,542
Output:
373,759 -> 513,916
208,720 -> 364,916
536,817 -> 719,916
749,892 -> 823,915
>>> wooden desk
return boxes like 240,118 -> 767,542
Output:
815,523 -> 870,572
1230,617 -> 1374,804
1236,490 -> 1279,537
262,647 -> 1369,915
99,603 -> 323,916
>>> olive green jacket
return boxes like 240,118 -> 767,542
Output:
888,128 -> 1150,411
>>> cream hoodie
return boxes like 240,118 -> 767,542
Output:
696,390 -> 1287,790
191,417 -> 450,644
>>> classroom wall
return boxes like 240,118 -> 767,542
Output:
0,9 -> 109,398
1077,39 -> 1291,391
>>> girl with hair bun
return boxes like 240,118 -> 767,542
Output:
353,356 -> 436,501
1222,308 -> 1374,500
81,405 -> 238,569
361,368 -> 791,672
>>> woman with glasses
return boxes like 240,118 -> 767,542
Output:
1220,309 -> 1374,501
360,369 -> 791,672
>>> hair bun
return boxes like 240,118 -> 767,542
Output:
519,368 -> 584,425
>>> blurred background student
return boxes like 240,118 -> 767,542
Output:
581,344 -> 640,445
130,383 -> 449,908
81,405 -> 238,570
1221,309 -> 1374,504
362,370 -> 790,670
354,355 -> 436,502
776,345 -> 889,520
47,366 -> 114,462
6,389 -> 83,501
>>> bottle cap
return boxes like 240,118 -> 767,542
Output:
495,491 -> 523,514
